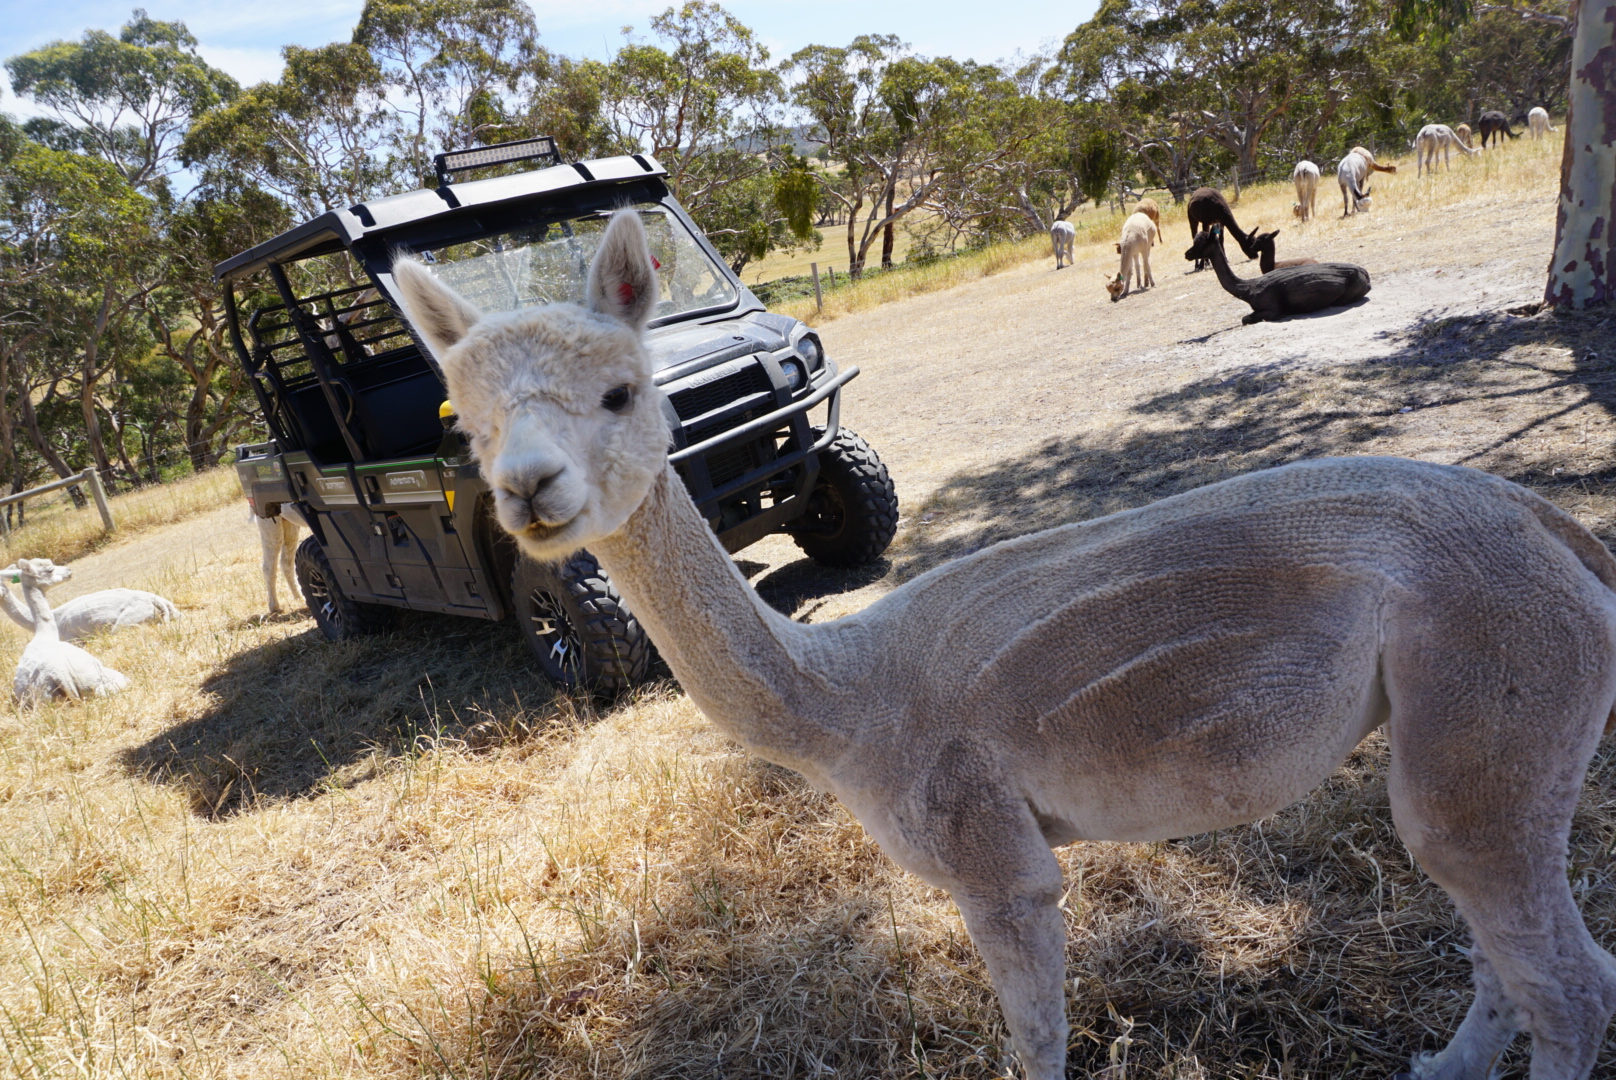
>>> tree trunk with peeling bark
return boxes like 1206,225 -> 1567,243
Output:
1545,0 -> 1616,307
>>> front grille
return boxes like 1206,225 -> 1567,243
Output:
705,443 -> 757,488
668,364 -> 771,421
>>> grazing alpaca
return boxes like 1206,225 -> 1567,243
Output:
1187,225 -> 1369,323
1105,211 -> 1157,301
1049,220 -> 1076,269
254,505 -> 304,614
1413,123 -> 1479,176
1478,110 -> 1517,148
1455,121 -> 1473,147
1350,146 -> 1398,174
1338,151 -> 1375,216
391,209 -> 1616,1080
0,562 -> 177,642
1250,229 -> 1319,273
1292,160 -> 1320,221
7,559 -> 129,703
1185,187 -> 1260,271
1529,107 -> 1555,139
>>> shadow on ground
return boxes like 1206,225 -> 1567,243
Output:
119,609 -> 571,818
885,304 -> 1616,582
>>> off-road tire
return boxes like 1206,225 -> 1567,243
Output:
511,551 -> 650,696
294,536 -> 391,640
791,429 -> 898,567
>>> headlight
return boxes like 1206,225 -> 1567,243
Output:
780,358 -> 806,390
796,335 -> 823,370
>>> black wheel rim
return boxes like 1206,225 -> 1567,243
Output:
805,479 -> 848,540
526,587 -> 584,684
305,564 -> 342,628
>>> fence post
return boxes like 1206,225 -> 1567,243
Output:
810,262 -> 823,312
84,468 -> 116,534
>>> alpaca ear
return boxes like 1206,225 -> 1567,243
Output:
391,258 -> 482,358
587,210 -> 658,330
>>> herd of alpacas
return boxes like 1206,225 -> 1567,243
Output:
1068,109 -> 1552,324
16,110 -> 1616,1080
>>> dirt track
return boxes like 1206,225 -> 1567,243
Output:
741,170 -> 1614,621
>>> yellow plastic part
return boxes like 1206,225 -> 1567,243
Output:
439,399 -> 455,419
444,490 -> 455,512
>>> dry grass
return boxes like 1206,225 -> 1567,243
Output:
0,467 -> 240,567
3,132 -> 1612,1080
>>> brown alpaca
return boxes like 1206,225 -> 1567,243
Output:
1250,228 -> 1319,273
392,209 -> 1616,1080
1185,186 -> 1260,270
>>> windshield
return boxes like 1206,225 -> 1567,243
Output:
417,204 -> 737,322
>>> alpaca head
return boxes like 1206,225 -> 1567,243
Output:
390,210 -> 673,561
1105,272 -> 1126,302
1254,228 -> 1280,254
1185,225 -> 1220,263
3,559 -> 70,591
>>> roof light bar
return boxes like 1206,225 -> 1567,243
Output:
434,136 -> 562,187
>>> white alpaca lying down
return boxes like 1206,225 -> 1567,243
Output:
7,559 -> 129,703
0,561 -> 178,642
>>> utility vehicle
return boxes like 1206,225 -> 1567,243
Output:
221,137 -> 897,692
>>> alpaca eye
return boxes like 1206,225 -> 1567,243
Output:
601,385 -> 632,412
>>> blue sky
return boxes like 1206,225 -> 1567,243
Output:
3,0 -> 1100,115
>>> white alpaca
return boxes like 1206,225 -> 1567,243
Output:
1104,211 -> 1157,301
0,562 -> 177,642
8,559 -> 129,703
1337,150 -> 1374,216
1413,123 -> 1479,176
1291,160 -> 1320,221
1529,106 -> 1555,139
1049,220 -> 1076,269
254,504 -> 304,613
392,210 -> 1616,1080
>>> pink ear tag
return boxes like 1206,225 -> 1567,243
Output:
618,282 -> 635,305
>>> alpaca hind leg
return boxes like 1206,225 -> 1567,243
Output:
257,516 -> 282,613
1384,623 -> 1616,1079
1142,246 -> 1154,288
279,516 -> 301,606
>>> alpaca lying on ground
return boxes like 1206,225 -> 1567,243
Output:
1049,220 -> 1076,269
254,504 -> 304,613
1528,106 -> 1555,139
7,559 -> 129,703
1478,110 -> 1517,148
1250,229 -> 1319,273
1105,211 -> 1157,301
1188,224 -> 1369,323
1456,121 -> 1473,147
1414,123 -> 1479,176
1292,160 -> 1320,221
1337,150 -> 1375,216
392,208 -> 1616,1080
1186,186 -> 1260,271
0,561 -> 177,641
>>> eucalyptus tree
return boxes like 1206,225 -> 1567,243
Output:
182,42 -> 394,220
353,0 -> 544,186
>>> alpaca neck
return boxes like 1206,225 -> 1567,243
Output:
19,579 -> 58,643
0,579 -> 35,632
1205,240 -> 1250,298
590,466 -> 851,776
1257,243 -> 1275,274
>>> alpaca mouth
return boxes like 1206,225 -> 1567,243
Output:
523,518 -> 572,542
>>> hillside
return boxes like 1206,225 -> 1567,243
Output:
3,133 -> 1615,1080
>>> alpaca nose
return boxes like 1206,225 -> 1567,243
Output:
504,465 -> 566,519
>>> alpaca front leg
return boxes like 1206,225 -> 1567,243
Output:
257,517 -> 282,613
954,879 -> 1069,1080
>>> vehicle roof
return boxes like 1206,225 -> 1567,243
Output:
213,153 -> 668,283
